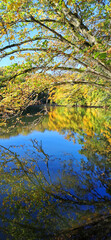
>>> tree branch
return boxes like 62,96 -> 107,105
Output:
0,36 -> 57,52
27,15 -> 79,51
52,79 -> 110,89
49,0 -> 97,45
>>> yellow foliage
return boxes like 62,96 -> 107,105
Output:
10,56 -> 15,60
10,35 -> 15,40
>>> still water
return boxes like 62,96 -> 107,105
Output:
0,106 -> 111,239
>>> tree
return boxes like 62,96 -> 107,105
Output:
0,0 -> 111,85
0,0 -> 111,118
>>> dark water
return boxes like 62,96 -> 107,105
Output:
0,106 -> 111,239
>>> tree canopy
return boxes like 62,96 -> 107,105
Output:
0,0 -> 111,116
0,0 -> 111,80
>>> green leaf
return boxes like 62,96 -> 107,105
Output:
94,52 -> 100,59
99,53 -> 107,59
94,52 -> 107,60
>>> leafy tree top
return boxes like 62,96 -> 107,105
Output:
0,0 -> 111,84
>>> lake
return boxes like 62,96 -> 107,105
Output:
0,106 -> 111,239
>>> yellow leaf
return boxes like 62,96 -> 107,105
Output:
7,3 -> 13,10
26,53 -> 31,56
10,35 -> 15,40
10,56 -> 15,60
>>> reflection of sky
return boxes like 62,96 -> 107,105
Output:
0,129 -> 85,159
0,129 -> 87,184
0,121 -> 111,240
0,125 -> 110,200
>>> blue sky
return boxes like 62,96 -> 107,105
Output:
0,56 -> 14,67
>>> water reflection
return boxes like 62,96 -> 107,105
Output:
0,139 -> 111,239
0,107 -> 111,239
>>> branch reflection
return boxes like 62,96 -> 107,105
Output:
0,139 -> 111,239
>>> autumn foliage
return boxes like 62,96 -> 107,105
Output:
0,0 -> 111,117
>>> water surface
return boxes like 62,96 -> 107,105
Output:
0,107 -> 111,239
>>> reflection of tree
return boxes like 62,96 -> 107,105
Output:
0,110 -> 48,139
0,107 -> 111,159
48,107 -> 111,161
0,140 -> 111,239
